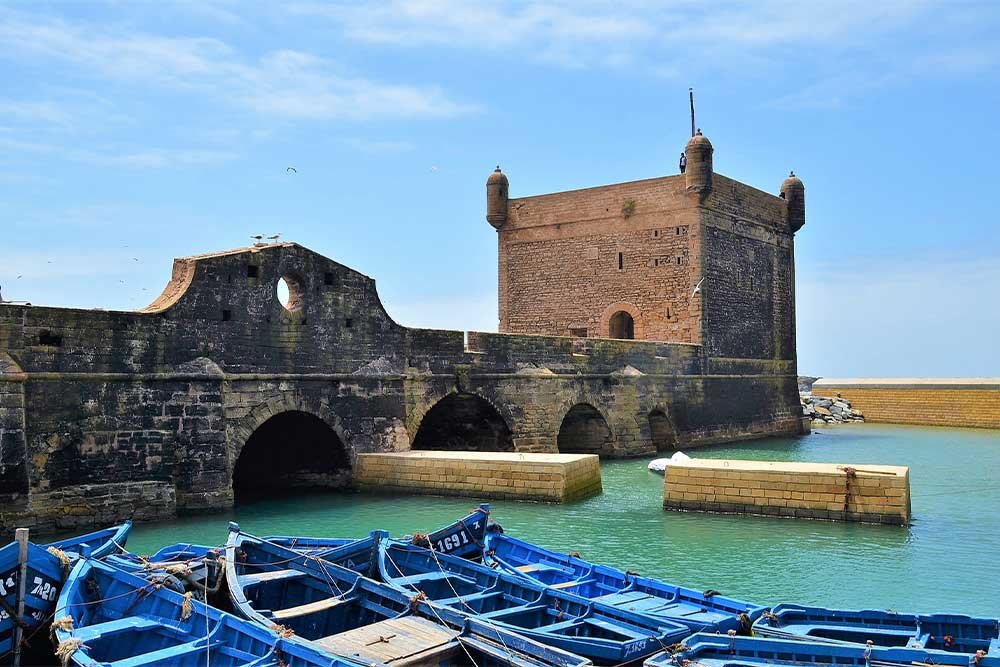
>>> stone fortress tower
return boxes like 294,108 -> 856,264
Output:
486,130 -> 805,367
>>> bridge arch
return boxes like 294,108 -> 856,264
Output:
557,402 -> 614,456
227,395 -> 352,502
411,392 -> 514,452
648,407 -> 679,451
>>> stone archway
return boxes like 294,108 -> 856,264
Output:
648,408 -> 678,451
411,393 -> 514,452
557,403 -> 613,456
599,302 -> 644,339
231,410 -> 351,502
609,311 -> 635,339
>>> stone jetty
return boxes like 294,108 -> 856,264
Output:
801,393 -> 865,426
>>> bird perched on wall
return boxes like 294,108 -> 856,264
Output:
691,277 -> 705,299
267,234 -> 280,241
286,166 -> 297,173
250,234 -> 264,242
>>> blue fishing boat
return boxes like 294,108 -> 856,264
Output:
104,543 -> 225,598
643,632 -> 998,667
52,557 -> 366,667
753,603 -> 999,664
0,522 -> 131,664
268,504 -> 493,561
375,538 -> 689,665
482,528 -> 762,634
227,524 -> 592,667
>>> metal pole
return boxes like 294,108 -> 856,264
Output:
12,528 -> 29,667
689,88 -> 695,137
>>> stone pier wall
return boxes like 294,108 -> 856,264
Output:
812,378 -> 1000,430
663,459 -> 911,525
355,451 -> 602,502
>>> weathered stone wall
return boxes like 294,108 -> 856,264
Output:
355,451 -> 602,503
0,242 -> 804,534
499,175 -> 702,342
701,174 -> 797,361
663,459 -> 911,525
812,379 -> 1000,429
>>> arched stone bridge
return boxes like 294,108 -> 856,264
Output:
0,243 -> 804,532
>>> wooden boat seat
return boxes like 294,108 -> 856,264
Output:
315,615 -> 461,666
271,596 -> 346,620
549,579 -> 590,590
73,616 -> 161,642
515,562 -> 573,575
239,568 -> 307,586
393,571 -> 465,587
108,638 -> 225,667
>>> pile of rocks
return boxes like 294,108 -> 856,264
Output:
801,393 -> 865,425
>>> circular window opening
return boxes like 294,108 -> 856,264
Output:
276,275 -> 305,314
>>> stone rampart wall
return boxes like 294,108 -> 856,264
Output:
812,379 -> 1000,429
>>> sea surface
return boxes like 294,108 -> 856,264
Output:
126,423 -> 1000,617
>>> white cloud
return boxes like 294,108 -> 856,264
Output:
0,136 -> 237,169
0,13 -> 474,121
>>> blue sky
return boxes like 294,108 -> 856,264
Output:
1,1 -> 998,377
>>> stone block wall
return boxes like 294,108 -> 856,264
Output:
812,379 -> 1000,429
498,175 -> 703,342
663,459 -> 910,525
355,451 -> 602,502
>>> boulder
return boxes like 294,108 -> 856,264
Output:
815,406 -> 832,416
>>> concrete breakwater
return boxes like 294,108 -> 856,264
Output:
811,378 -> 1000,430
801,394 -> 865,426
663,458 -> 911,525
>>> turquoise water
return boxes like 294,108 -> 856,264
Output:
126,423 -> 1000,617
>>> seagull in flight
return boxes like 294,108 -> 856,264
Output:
286,167 -> 297,173
430,165 -> 439,172
691,277 -> 705,299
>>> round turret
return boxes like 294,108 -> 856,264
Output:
486,165 -> 509,229
780,171 -> 805,232
685,129 -> 713,196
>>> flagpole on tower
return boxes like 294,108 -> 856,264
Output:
689,88 -> 696,138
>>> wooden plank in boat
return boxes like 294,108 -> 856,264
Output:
315,616 -> 461,666
272,596 -> 345,620
549,580 -> 582,589
239,569 -> 305,585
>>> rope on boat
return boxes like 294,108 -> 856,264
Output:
409,590 -> 426,612
271,624 -> 295,638
54,637 -> 86,667
703,589 -> 720,597
380,545 -> 483,667
49,616 -> 74,639
180,592 -> 194,620
47,546 -> 73,570
737,612 -> 754,636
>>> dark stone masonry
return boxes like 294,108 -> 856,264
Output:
0,134 -> 806,533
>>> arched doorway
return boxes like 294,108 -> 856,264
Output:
232,410 -> 350,502
609,311 -> 635,339
411,393 -> 514,452
649,409 -> 678,451
557,403 -> 613,456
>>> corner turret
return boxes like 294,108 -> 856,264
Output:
780,171 -> 805,232
486,165 -> 509,229
684,129 -> 713,196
